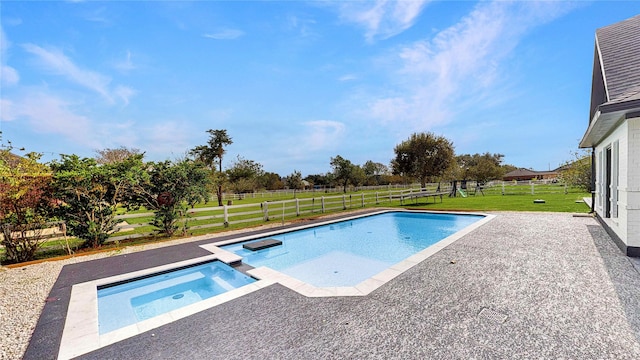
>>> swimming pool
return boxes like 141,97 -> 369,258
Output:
97,261 -> 256,334
58,255 -> 274,360
58,210 -> 493,359
220,211 -> 483,288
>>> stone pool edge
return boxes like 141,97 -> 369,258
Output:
57,209 -> 494,359
201,209 -> 496,297
57,254 -> 275,360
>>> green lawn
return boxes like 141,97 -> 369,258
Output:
404,192 -> 590,213
2,188 -> 591,264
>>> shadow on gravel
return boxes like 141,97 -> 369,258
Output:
589,224 -> 640,345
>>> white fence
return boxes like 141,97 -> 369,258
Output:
110,185 -> 451,242
220,183 -> 421,201
109,180 -> 580,242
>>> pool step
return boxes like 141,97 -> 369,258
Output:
243,239 -> 282,251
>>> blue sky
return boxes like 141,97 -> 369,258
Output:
1,1 -> 639,177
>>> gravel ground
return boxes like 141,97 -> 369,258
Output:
7,211 -> 640,360
0,221 -> 296,360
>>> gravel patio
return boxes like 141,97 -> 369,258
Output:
4,211 -> 640,359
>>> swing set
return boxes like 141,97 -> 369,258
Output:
449,180 -> 485,197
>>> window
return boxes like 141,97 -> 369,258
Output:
598,150 -> 604,210
612,141 -> 619,218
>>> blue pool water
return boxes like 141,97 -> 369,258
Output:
97,261 -> 255,334
222,211 -> 483,287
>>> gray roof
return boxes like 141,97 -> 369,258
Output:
503,168 -> 558,179
580,14 -> 640,148
596,15 -> 640,103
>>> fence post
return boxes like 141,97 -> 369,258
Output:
343,195 -> 347,210
361,193 -> 365,207
564,184 -> 568,194
262,201 -> 269,221
296,198 -> 300,216
389,191 -> 392,203
531,183 -> 534,195
223,205 -> 229,227
502,182 -> 505,196
321,197 -> 325,213
375,192 -> 379,205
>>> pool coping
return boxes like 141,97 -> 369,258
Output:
57,209 -> 494,359
200,209 -> 495,297
57,255 -> 276,360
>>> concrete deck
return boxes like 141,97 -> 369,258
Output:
24,211 -> 640,359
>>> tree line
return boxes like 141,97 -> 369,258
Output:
1,129 -> 516,263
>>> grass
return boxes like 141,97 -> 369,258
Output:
2,188 -> 591,264
404,192 -> 590,212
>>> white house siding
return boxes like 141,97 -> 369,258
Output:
581,15 -> 640,255
627,116 -> 640,248
595,117 -> 640,249
595,121 -> 625,245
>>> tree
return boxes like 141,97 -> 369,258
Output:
351,165 -> 366,188
305,173 -> 332,188
50,154 -> 148,248
501,163 -> 518,176
138,160 -> 210,237
392,132 -> 455,188
330,155 -> 359,193
95,146 -> 142,165
226,155 -> 264,194
0,150 -> 55,263
190,129 -> 233,206
383,174 -> 406,185
456,153 -> 506,183
259,172 -> 284,191
362,160 -> 388,185
285,170 -> 304,198
559,150 -> 592,192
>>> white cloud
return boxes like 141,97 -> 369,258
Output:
94,119 -> 139,150
334,0 -> 430,42
366,0 -> 578,130
114,85 -> 136,105
23,43 -> 112,98
0,27 -> 19,86
2,18 -> 22,27
114,50 -> 136,73
1,65 -> 19,86
286,14 -> 318,38
339,74 -> 357,82
303,120 -> 346,151
21,43 -> 135,106
0,99 -> 16,121
79,6 -> 111,24
1,27 -> 11,56
144,121 -> 191,156
1,91 -> 96,147
275,120 -> 347,167
203,29 -> 244,40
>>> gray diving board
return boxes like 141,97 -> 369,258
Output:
243,238 -> 283,251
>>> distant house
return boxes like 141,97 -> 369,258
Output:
502,168 -> 559,181
579,15 -> 640,257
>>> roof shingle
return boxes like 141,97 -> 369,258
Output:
596,14 -> 640,104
